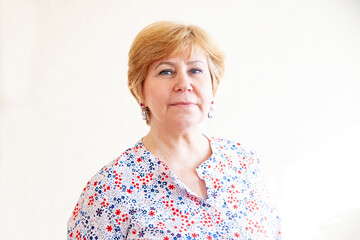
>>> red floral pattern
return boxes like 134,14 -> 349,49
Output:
67,137 -> 281,239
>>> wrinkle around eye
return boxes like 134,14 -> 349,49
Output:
158,69 -> 175,76
189,68 -> 203,74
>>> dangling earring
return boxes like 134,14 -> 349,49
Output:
208,101 -> 215,118
141,103 -> 147,121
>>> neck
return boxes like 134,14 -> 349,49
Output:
142,124 -> 210,169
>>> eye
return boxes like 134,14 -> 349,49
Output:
189,68 -> 202,74
159,69 -> 174,75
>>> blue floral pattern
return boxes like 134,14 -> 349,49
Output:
68,137 -> 281,239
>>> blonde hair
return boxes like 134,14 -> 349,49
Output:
128,21 -> 225,124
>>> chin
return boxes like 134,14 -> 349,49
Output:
170,115 -> 204,130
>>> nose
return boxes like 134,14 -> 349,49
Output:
174,70 -> 193,92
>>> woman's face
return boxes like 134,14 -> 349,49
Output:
142,47 -> 213,131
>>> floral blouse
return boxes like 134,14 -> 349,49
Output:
67,137 -> 281,239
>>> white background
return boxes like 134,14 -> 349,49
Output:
1,0 -> 360,239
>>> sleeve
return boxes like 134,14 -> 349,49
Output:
67,170 -> 130,240
245,150 -> 282,240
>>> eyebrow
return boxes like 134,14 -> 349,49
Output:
154,61 -> 175,71
154,60 -> 205,71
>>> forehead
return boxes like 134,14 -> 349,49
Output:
150,47 -> 208,68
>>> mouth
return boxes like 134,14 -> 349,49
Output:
170,102 -> 196,107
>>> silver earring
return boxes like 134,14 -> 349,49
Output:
208,101 -> 214,118
141,103 -> 147,121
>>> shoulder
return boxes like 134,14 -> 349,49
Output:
208,136 -> 262,180
67,141 -> 147,238
68,143 -> 141,207
79,140 -> 148,199
209,136 -> 259,162
82,144 -> 141,187
94,140 -> 149,180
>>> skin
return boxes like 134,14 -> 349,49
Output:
141,47 -> 214,200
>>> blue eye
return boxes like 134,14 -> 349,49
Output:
190,68 -> 202,74
159,69 -> 173,75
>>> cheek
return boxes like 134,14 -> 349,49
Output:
203,73 -> 214,91
144,84 -> 168,106
200,78 -> 214,99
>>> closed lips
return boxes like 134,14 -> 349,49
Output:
170,102 -> 196,106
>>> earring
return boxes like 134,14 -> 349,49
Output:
208,101 -> 215,118
141,103 -> 147,121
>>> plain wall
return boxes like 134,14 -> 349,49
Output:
1,0 -> 360,239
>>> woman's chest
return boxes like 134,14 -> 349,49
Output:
121,175 -> 268,239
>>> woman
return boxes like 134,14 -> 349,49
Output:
67,21 -> 281,240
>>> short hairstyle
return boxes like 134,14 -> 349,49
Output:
128,21 -> 225,124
